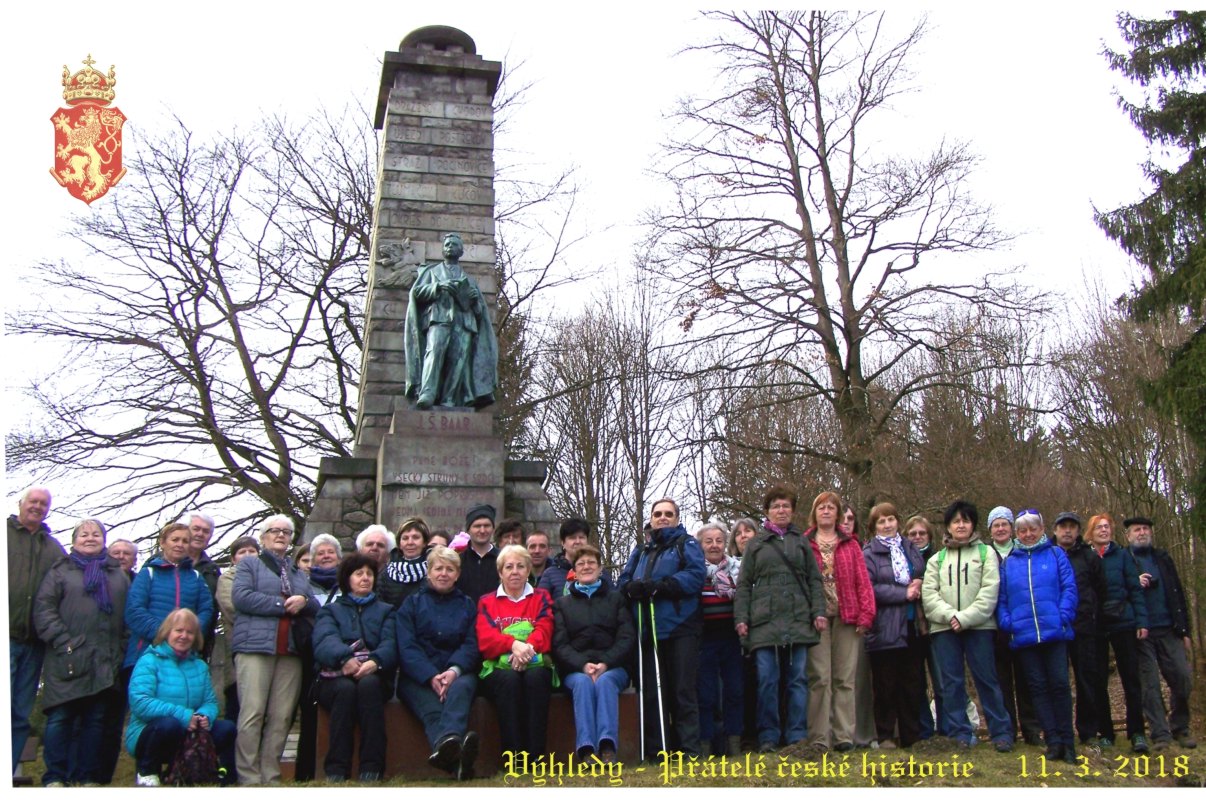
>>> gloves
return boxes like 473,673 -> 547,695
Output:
653,578 -> 681,598
625,580 -> 652,601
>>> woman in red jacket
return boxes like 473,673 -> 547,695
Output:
805,491 -> 876,751
475,545 -> 555,756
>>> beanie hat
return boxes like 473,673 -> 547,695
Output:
465,504 -> 496,530
987,506 -> 1014,528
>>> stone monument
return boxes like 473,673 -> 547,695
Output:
304,26 -> 556,543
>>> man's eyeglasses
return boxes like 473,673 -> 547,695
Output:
265,527 -> 293,536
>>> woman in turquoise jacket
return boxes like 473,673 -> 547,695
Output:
126,608 -> 235,786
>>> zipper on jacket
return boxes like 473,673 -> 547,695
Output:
1027,552 -> 1041,642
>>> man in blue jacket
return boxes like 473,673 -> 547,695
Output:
618,498 -> 707,758
1125,516 -> 1196,750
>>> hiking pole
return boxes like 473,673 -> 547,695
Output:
637,603 -> 646,760
648,599 -> 667,753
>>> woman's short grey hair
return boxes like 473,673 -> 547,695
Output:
1015,511 -> 1044,532
729,517 -> 759,556
496,544 -> 532,572
256,515 -> 295,544
427,545 -> 461,572
696,521 -> 729,542
355,524 -> 396,554
309,533 -> 343,560
71,518 -> 109,542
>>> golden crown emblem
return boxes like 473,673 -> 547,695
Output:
61,55 -> 116,106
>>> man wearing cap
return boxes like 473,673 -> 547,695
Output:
457,504 -> 500,602
1125,516 -> 1196,750
1053,512 -> 1109,746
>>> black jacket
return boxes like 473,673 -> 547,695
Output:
456,545 -> 500,603
1128,546 -> 1190,637
1063,539 -> 1107,636
552,583 -> 635,679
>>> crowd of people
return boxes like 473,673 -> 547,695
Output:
6,483 -> 1197,787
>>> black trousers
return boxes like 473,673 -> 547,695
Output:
1094,630 -> 1146,739
994,629 -> 1042,741
315,674 -> 387,777
868,626 -> 927,747
638,628 -> 702,757
294,659 -> 317,781
1068,632 -> 1104,742
96,667 -> 132,784
480,666 -> 552,756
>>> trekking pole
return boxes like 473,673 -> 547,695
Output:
637,603 -> 646,760
648,599 -> 667,753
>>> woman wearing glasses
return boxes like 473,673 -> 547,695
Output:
231,515 -> 319,785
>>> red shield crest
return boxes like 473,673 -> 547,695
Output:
50,56 -> 127,204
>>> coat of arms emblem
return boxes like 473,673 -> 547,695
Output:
50,55 -> 126,204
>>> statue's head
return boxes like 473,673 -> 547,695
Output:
442,233 -> 464,261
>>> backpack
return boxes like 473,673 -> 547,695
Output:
165,728 -> 221,786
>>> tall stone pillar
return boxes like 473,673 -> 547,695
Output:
304,27 -> 557,544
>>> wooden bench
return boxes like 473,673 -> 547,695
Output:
314,690 -> 640,780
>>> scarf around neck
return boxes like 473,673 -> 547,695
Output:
70,550 -> 113,614
875,534 -> 911,585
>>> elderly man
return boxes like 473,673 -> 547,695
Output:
108,539 -> 138,578
456,504 -> 499,602
185,512 -> 222,661
8,486 -> 66,773
1125,516 -> 1196,750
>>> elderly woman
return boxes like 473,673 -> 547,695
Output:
476,545 -> 556,758
231,514 -> 319,785
998,509 -> 1078,763
695,522 -> 744,756
379,517 -> 431,606
904,515 -> 945,738
33,519 -> 130,786
312,554 -> 396,782
987,506 -> 1041,746
553,544 -> 635,762
735,486 -> 827,752
394,546 -> 481,779
306,533 -> 344,605
1086,513 -> 1150,753
805,491 -> 876,752
126,608 -> 236,786
862,503 -> 926,749
124,522 -> 215,672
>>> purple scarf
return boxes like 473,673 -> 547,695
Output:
69,550 -> 113,614
762,519 -> 787,538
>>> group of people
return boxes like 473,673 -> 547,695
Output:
6,484 -> 1196,787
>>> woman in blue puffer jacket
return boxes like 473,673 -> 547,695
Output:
998,509 -> 1078,764
126,608 -> 236,786
124,523 -> 215,670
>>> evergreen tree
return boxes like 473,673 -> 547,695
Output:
1097,12 -> 1206,542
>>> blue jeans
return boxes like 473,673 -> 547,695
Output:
931,629 -> 1013,744
754,644 -> 809,746
698,632 -> 744,748
10,640 -> 45,773
564,668 -> 629,752
134,716 -> 237,779
397,673 -> 478,749
1016,640 -> 1074,749
42,691 -> 109,785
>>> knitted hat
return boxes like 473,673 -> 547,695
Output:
986,506 -> 1014,528
465,504 -> 496,530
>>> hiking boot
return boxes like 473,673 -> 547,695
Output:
835,741 -> 854,752
1062,745 -> 1079,764
1131,734 -> 1150,755
1152,738 -> 1171,751
458,731 -> 479,781
994,739 -> 1014,753
599,739 -> 618,763
135,774 -> 161,787
1175,733 -> 1198,749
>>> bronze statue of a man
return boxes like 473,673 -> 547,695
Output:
404,233 -> 497,409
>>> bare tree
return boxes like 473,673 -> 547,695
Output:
7,108 -> 375,542
649,11 -> 1034,511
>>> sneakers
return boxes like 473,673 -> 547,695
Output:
1176,733 -> 1198,749
1131,734 -> 1150,755
1097,737 -> 1115,749
429,734 -> 461,775
135,774 -> 161,787
358,771 -> 381,782
458,731 -> 479,782
45,782 -> 66,788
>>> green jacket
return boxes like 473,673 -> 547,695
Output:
734,524 -> 826,650
921,534 -> 999,634
7,515 -> 67,643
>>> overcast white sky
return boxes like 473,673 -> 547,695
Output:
1,3 -> 1155,535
